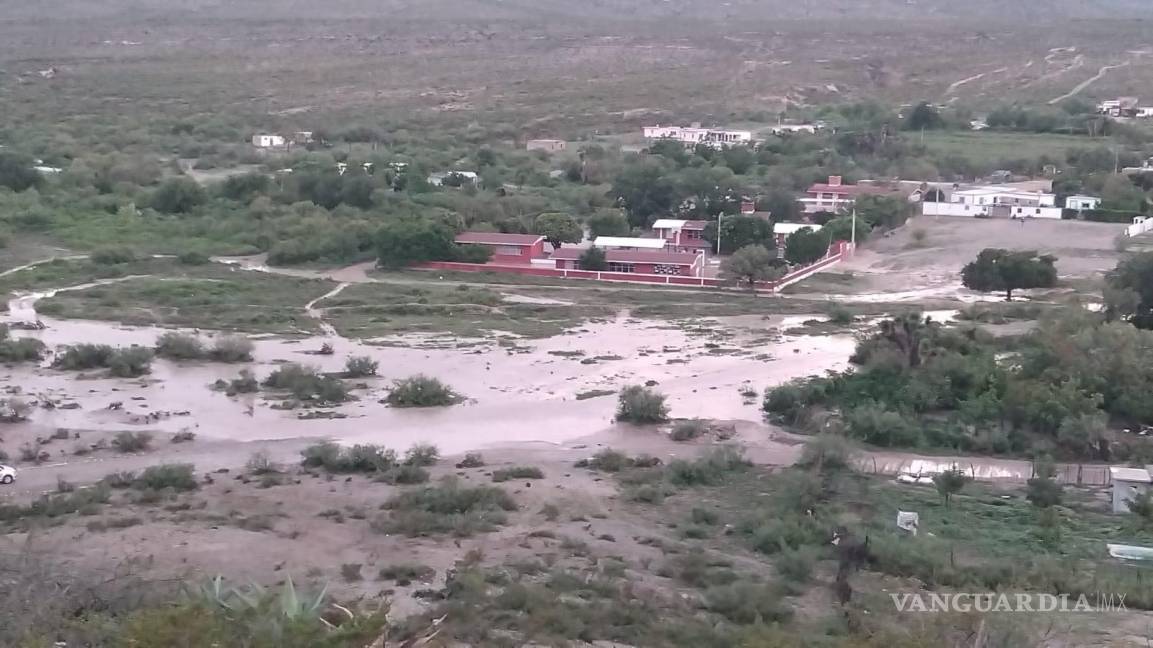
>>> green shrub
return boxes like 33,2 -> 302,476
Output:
403,443 -> 439,467
300,442 -> 396,473
219,369 -> 259,395
91,246 -> 137,264
844,404 -> 922,447
111,431 -> 153,453
208,336 -> 254,362
578,449 -> 631,472
828,305 -> 854,325
705,582 -> 792,624
155,332 -> 205,360
670,418 -> 707,441
372,478 -> 516,537
245,451 -> 278,475
108,347 -> 154,377
492,466 -> 544,482
378,563 -> 435,584
0,335 -> 45,362
456,452 -> 486,468
53,344 -> 114,370
667,446 -> 749,487
775,548 -> 815,583
384,375 -> 462,408
746,514 -> 825,555
796,434 -> 855,472
178,250 -> 211,265
377,464 -> 430,485
134,464 -> 197,491
615,385 -> 669,423
263,363 -> 347,402
344,355 -> 379,378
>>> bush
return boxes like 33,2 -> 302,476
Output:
455,452 -> 486,468
454,244 -> 493,264
844,404 -> 922,447
378,563 -> 435,584
178,250 -> 211,265
344,355 -> 378,378
171,431 -> 196,443
108,347 -> 154,377
91,246 -> 137,265
340,563 -> 363,582
377,464 -> 430,485
134,464 -> 197,491
796,434 -> 855,472
667,446 -> 749,487
208,336 -> 254,362
828,304 -> 854,325
155,332 -> 205,360
245,451 -> 278,475
705,582 -> 792,624
776,548 -> 815,583
300,441 -> 396,474
53,344 -> 114,370
670,419 -> 707,441
372,478 -> 516,537
576,449 -> 633,473
492,466 -> 544,482
111,431 -> 153,453
264,363 -> 347,402
220,369 -> 259,395
384,375 -> 462,408
403,443 -> 439,467
0,336 -> 45,363
615,385 -> 669,424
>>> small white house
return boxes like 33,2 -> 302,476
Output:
251,134 -> 286,148
1065,195 -> 1101,211
428,171 -> 479,187
1111,466 -> 1152,514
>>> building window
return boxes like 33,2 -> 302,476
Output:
495,245 -> 523,256
1035,208 -> 1041,214
606,262 -> 635,273
685,230 -> 701,240
652,264 -> 683,275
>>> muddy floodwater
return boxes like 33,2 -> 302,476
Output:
1,291 -> 858,457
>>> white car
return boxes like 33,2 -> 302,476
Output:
0,464 -> 16,484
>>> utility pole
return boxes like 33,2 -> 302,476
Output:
851,207 -> 858,248
716,213 -> 724,256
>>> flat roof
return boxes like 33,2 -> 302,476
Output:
651,219 -> 688,229
773,223 -> 822,235
552,247 -> 701,266
1110,466 -> 1152,483
455,232 -> 544,246
592,236 -> 668,250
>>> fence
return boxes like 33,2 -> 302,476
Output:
854,455 -> 1110,486
418,241 -> 853,293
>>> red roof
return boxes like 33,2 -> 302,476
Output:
682,220 -> 709,231
455,232 -> 544,246
552,247 -> 702,266
806,183 -> 891,196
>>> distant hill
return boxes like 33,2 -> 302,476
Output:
3,0 -> 1153,23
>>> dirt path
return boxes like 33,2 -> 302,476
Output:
304,282 -> 349,337
1049,61 -> 1131,104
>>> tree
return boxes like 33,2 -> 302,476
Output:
903,102 -> 944,131
854,194 -> 912,230
579,246 -> 607,271
703,215 -> 774,255
375,219 -> 457,269
934,468 -> 969,509
721,245 -> 785,289
1099,174 -> 1146,214
533,213 -> 582,249
0,152 -> 43,192
1026,461 -> 1063,509
720,146 -> 756,175
610,160 -> 677,227
961,249 -> 1058,301
784,227 -> 828,265
586,209 -> 630,239
758,191 -> 803,222
1128,490 -> 1153,526
879,313 -> 930,368
1106,251 -> 1153,328
823,215 -> 870,244
150,178 -> 206,214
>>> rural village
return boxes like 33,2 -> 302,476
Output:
6,1 -> 1153,647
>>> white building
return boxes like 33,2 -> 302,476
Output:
592,236 -> 668,251
1065,195 -> 1101,211
642,123 -> 752,148
922,186 -> 1063,219
769,124 -> 819,135
1111,466 -> 1152,514
526,139 -> 567,152
251,134 -> 286,148
428,171 -> 479,187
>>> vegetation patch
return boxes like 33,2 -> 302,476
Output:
371,478 -> 516,537
383,375 -> 463,408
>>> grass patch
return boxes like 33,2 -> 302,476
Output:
371,477 -> 516,537
491,466 -> 544,482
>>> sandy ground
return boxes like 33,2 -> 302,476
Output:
837,216 -> 1128,300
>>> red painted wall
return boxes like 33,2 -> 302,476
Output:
483,240 -> 545,264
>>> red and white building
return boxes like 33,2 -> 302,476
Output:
801,176 -> 891,214
551,248 -> 704,277
454,232 -> 546,264
651,219 -> 711,252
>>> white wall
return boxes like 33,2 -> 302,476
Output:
923,202 -> 988,217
